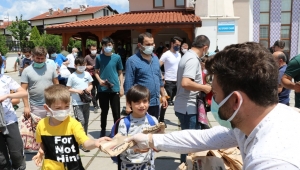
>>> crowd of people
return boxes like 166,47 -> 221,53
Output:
0,32 -> 300,170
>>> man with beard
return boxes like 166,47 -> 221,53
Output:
124,32 -> 168,119
126,42 -> 300,169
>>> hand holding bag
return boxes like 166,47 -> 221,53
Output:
79,90 -> 93,103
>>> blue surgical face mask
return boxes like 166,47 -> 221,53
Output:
210,92 -> 243,129
33,62 -> 45,68
104,46 -> 113,53
173,46 -> 180,51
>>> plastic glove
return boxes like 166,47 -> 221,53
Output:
125,133 -> 149,150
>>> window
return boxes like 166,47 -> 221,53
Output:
154,0 -> 164,8
175,0 -> 185,7
280,0 -> 292,52
259,0 -> 270,49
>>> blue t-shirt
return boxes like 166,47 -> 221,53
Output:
21,58 -> 33,68
54,53 -> 67,80
278,65 -> 290,105
66,71 -> 93,105
95,53 -> 123,93
1,56 -> 6,68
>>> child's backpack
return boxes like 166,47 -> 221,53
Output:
109,113 -> 156,170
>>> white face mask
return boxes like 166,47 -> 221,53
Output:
77,66 -> 86,72
182,48 -> 188,54
48,107 -> 70,121
91,50 -> 97,55
142,45 -> 154,55
73,52 -> 78,57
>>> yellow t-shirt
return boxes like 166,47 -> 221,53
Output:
36,116 -> 89,170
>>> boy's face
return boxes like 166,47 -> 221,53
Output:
44,100 -> 70,116
129,98 -> 149,116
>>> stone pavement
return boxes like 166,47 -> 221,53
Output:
5,71 -> 296,170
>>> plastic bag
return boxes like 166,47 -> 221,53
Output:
59,64 -> 71,78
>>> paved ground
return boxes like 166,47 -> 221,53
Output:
5,62 -> 296,169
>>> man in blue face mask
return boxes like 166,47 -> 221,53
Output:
124,32 -> 168,119
159,36 -> 183,126
94,37 -> 124,137
126,42 -> 300,169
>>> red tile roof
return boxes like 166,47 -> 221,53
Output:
0,21 -> 12,29
29,5 -> 108,21
46,10 -> 201,29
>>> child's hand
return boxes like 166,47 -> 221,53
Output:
32,152 -> 43,167
95,137 -> 112,148
77,89 -> 84,94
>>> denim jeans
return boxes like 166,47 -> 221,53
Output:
175,112 -> 201,163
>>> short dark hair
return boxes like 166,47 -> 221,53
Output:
273,40 -> 285,49
47,46 -> 57,55
23,47 -> 31,53
138,32 -> 153,44
170,36 -> 183,44
206,42 -> 278,106
101,37 -> 114,46
126,85 -> 150,103
277,52 -> 287,62
90,44 -> 96,48
192,35 -> 210,48
74,57 -> 85,65
24,61 -> 30,65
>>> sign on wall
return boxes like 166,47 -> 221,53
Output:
218,20 -> 235,33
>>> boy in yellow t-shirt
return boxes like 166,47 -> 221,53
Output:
32,84 -> 111,170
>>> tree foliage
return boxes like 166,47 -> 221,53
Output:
38,34 -> 62,52
7,15 -> 30,41
0,35 -> 9,56
30,26 -> 41,46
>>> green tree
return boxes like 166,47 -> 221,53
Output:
30,26 -> 41,46
7,15 -> 30,41
0,35 -> 9,56
38,33 -> 62,52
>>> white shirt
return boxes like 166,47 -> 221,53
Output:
66,53 -> 75,68
159,50 -> 181,81
0,75 -> 20,125
153,104 -> 300,169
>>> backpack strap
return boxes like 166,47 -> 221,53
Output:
146,113 -> 156,126
123,115 -> 131,134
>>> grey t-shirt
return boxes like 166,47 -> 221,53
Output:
21,63 -> 58,106
118,114 -> 158,164
174,49 -> 203,115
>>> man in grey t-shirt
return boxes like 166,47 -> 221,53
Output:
174,35 -> 212,163
21,47 -> 58,119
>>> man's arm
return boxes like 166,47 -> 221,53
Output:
21,83 -> 31,118
118,70 -> 124,97
281,74 -> 300,92
181,77 -> 212,93
124,59 -> 135,113
14,59 -> 18,72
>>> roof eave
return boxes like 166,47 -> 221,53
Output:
46,21 -> 202,34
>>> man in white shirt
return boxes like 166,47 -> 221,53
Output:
127,42 -> 300,169
159,36 -> 182,124
66,48 -> 78,73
